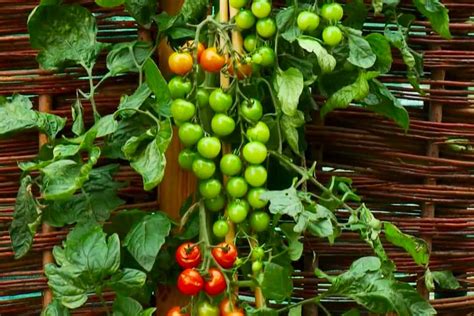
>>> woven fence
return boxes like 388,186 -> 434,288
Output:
0,0 -> 473,315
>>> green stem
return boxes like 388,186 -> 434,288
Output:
114,108 -> 161,127
81,63 -> 100,122
276,296 -> 321,313
96,288 -> 111,316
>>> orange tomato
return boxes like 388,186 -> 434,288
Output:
220,297 -> 245,315
169,52 -> 193,75
185,41 -> 205,62
167,306 -> 189,316
228,61 -> 253,80
200,47 -> 226,73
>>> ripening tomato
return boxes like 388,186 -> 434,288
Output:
228,61 -> 253,80
169,52 -> 193,75
177,268 -> 204,296
212,242 -> 238,269
197,42 -> 205,62
322,26 -> 343,46
321,3 -> 344,22
297,11 -> 320,32
175,242 -> 202,269
200,47 -> 226,73
220,298 -> 245,316
167,306 -> 189,316
204,268 -> 227,296
197,302 -> 219,316
242,141 -> 267,164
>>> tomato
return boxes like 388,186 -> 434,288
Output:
178,123 -> 203,146
235,9 -> 256,30
227,199 -> 249,224
192,157 -> 216,179
178,149 -> 197,170
240,98 -> 263,122
220,298 -> 245,315
244,34 -> 257,52
254,47 -> 275,66
247,187 -> 268,209
197,42 -> 205,62
244,165 -> 267,187
176,243 -> 202,269
169,52 -> 193,75
200,47 -> 226,73
297,11 -> 320,32
196,88 -> 210,108
321,3 -> 344,22
246,121 -> 270,143
251,0 -> 271,18
256,18 -> 276,38
251,247 -> 265,261
213,219 -> 230,238
226,177 -> 248,198
252,260 -> 263,273
197,137 -> 221,159
228,61 -> 253,80
322,26 -> 343,46
168,76 -> 192,99
209,88 -> 233,113
197,302 -> 219,316
204,268 -> 227,296
184,40 -> 205,62
177,268 -> 204,295
220,154 -> 242,176
171,99 -> 196,122
242,142 -> 267,164
230,0 -> 248,9
199,179 -> 222,199
212,242 -> 238,268
205,194 -> 226,212
211,113 -> 236,137
250,211 -> 270,232
167,306 -> 189,316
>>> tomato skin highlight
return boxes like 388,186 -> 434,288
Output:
220,298 -> 245,316
167,306 -> 189,316
178,149 -> 196,170
200,47 -> 226,73
175,242 -> 202,269
212,242 -> 238,268
213,219 -> 230,238
177,268 -> 204,296
169,52 -> 193,75
204,268 -> 227,296
252,0 -> 272,18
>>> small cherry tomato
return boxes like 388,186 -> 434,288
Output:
235,9 -> 256,30
254,47 -> 275,67
244,165 -> 267,187
252,260 -> 263,274
209,88 -> 233,112
178,149 -> 197,170
252,0 -> 272,18
220,154 -> 243,176
205,194 -> 226,212
171,99 -> 196,122
200,47 -> 226,73
226,177 -> 249,198
244,34 -> 258,52
169,52 -> 193,75
211,113 -> 236,137
177,268 -> 204,295
228,61 -> 253,80
230,0 -> 248,9
240,98 -> 263,122
199,179 -> 222,199
167,306 -> 189,316
213,219 -> 230,238
250,211 -> 270,232
246,121 -> 270,143
212,242 -> 238,268
168,76 -> 192,99
197,136 -> 221,159
197,42 -> 205,62
322,26 -> 343,46
196,88 -> 210,108
321,3 -> 344,22
197,302 -> 219,316
247,187 -> 268,209
204,268 -> 227,296
178,122 -> 203,147
251,247 -> 265,261
220,298 -> 245,315
297,11 -> 320,32
175,242 -> 202,269
242,141 -> 267,164
227,199 -> 250,224
192,157 -> 216,179
256,18 -> 276,38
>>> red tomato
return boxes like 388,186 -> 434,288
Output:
211,242 -> 238,269
204,268 -> 227,296
175,242 -> 202,269
167,306 -> 189,316
220,298 -> 245,315
177,268 -> 204,296
200,47 -> 226,73
169,52 -> 193,75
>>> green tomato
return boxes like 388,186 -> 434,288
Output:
256,18 -> 276,38
242,141 -> 267,164
178,149 -> 197,170
321,3 -> 344,22
209,88 -> 233,113
196,88 -> 210,108
211,113 -> 236,137
227,199 -> 249,223
192,157 -> 216,179
171,99 -> 196,122
244,165 -> 267,187
322,26 -> 343,46
247,187 -> 268,209
251,0 -> 271,18
230,0 -> 248,9
198,302 -> 219,316
240,98 -> 263,122
251,247 -> 265,261
199,179 -> 222,199
255,47 -> 275,66
246,121 -> 270,143
252,260 -> 263,273
297,11 -> 320,32
213,219 -> 230,238
205,195 -> 226,212
235,9 -> 256,30
168,76 -> 192,99
244,34 -> 258,52
220,153 -> 243,176
197,137 -> 221,159
226,177 -> 248,198
178,122 -> 203,147
250,211 -> 270,232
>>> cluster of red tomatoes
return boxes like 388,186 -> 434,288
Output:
168,42 -> 227,76
297,3 -> 344,46
168,242 -> 244,316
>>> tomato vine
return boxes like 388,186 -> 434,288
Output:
0,0 -> 459,315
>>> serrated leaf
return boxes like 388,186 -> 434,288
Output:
412,0 -> 451,39
384,222 -> 430,266
260,187 -> 304,219
297,36 -> 336,73
106,41 -> 152,76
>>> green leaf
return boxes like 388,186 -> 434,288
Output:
274,68 -> 304,116
412,0 -> 451,39
276,6 -> 301,42
365,33 -> 392,74
261,262 -> 293,301
113,295 -> 156,316
28,5 -> 106,69
343,0 -> 368,30
431,271 -> 461,290
384,222 -> 430,266
363,79 -> 409,131
424,268 -> 435,292
106,268 -> 147,294
96,0 -> 124,8
280,223 -> 303,261
143,58 -> 172,117
297,36 -> 336,73
118,83 -> 152,117
289,305 -> 302,316
107,41 -> 152,76
95,114 -> 118,138
342,309 -> 360,316
372,0 -> 383,15
261,187 -> 304,219
124,0 -> 156,27
180,0 -> 209,23
9,176 -> 41,259
280,112 -> 305,155
124,213 -> 172,271
246,307 -> 279,316
346,29 -> 377,69
71,99 -> 85,136
0,94 -> 66,139
41,300 -> 70,316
